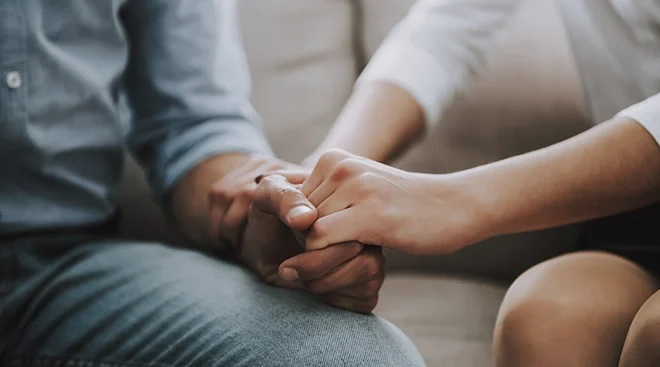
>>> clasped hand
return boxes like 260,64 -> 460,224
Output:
280,149 -> 489,256
207,150 -> 485,313
208,156 -> 384,313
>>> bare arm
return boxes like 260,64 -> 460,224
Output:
304,0 -> 522,165
459,116 -> 660,240
299,101 -> 660,255
303,82 -> 424,164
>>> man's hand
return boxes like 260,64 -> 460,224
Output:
278,243 -> 385,314
236,174 -> 316,285
189,155 -> 307,251
172,153 -> 291,249
175,153 -> 385,313
240,174 -> 385,313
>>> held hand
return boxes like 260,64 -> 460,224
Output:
277,242 -> 385,314
237,174 -> 317,286
300,149 -> 487,255
240,174 -> 386,313
207,155 -> 301,250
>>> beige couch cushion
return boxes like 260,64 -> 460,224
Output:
376,274 -> 507,366
358,0 -> 416,60
239,0 -> 357,163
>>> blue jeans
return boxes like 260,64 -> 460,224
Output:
0,235 -> 424,367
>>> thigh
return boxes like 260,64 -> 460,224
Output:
494,251 -> 658,367
1,241 -> 423,367
620,290 -> 660,367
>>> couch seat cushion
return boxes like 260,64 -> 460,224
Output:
376,274 -> 507,366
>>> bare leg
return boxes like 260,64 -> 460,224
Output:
493,251 -> 658,367
619,290 -> 660,367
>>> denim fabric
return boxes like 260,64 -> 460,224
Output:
0,237 -> 425,367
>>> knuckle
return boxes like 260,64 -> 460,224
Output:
360,254 -> 382,278
275,186 -> 294,199
298,257 -> 323,275
356,172 -> 381,190
239,185 -> 256,201
363,279 -> 383,297
319,148 -> 350,165
257,174 -> 277,186
317,151 -> 340,171
331,158 -> 364,181
211,183 -> 231,199
310,219 -> 329,238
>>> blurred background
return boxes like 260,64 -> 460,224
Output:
119,0 -> 594,364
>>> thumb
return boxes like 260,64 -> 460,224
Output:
253,174 -> 317,230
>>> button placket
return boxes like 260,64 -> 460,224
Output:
0,0 -> 28,147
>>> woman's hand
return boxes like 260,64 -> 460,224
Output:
297,149 -> 490,255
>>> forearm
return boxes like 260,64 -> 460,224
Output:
304,0 -> 522,167
171,153 -> 252,245
304,82 -> 425,165
456,117 -> 660,238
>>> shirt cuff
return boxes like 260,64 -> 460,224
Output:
616,93 -> 660,146
357,40 -> 458,133
154,118 -> 274,203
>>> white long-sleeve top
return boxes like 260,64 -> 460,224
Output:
359,0 -> 660,146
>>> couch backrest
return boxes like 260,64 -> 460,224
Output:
240,0 -> 358,163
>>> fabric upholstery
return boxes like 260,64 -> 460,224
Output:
376,274 -> 508,366
239,0 -> 357,163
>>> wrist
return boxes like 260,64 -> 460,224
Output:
173,153 -> 281,246
420,172 -> 501,249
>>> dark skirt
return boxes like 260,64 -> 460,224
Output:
580,204 -> 660,276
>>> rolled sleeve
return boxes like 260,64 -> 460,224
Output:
616,93 -> 660,146
151,117 -> 273,201
360,40 -> 458,130
358,0 -> 522,131
122,0 -> 272,202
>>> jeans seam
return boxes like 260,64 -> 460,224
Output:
6,355 -> 173,367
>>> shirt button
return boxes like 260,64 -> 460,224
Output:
6,71 -> 22,89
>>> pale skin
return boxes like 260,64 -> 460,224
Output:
284,81 -> 660,366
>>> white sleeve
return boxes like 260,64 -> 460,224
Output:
616,93 -> 660,146
358,0 -> 523,131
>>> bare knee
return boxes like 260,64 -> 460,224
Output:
494,252 -> 657,367
620,291 -> 660,367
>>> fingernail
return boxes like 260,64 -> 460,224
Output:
287,206 -> 312,222
280,267 -> 299,281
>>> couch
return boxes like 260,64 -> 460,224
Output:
118,0 -> 593,365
